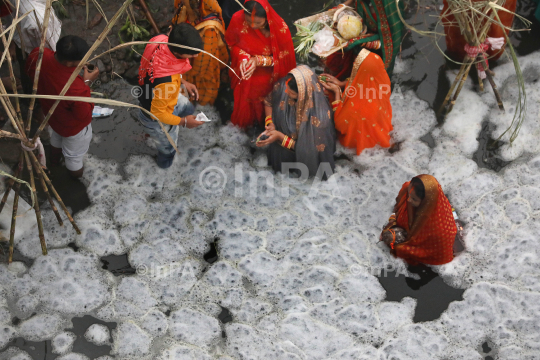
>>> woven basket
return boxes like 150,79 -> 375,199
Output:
294,8 -> 349,58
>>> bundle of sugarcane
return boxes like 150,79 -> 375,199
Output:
397,0 -> 531,143
0,0 -> 241,263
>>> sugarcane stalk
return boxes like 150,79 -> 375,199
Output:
31,0 -> 134,146
485,70 -> 504,111
0,81 -> 25,137
26,0 -> 53,133
0,16 -> 24,125
446,58 -> 475,115
0,130 -> 22,140
478,65 -> 484,92
438,63 -> 468,116
28,151 -> 80,234
137,0 -> 160,34
30,153 -> 63,226
0,153 -> 23,215
8,182 -> 21,263
23,152 -> 47,255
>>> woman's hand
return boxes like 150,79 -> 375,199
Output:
182,79 -> 199,101
320,73 -> 347,88
265,121 -> 275,132
256,129 -> 284,147
240,57 -> 257,80
321,81 -> 342,101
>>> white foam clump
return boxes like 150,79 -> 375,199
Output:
52,331 -> 77,355
55,354 -> 90,360
169,308 -> 221,349
112,322 -> 152,358
84,324 -> 110,346
18,314 -> 64,341
5,351 -> 32,360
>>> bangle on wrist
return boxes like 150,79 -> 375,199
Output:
183,118 -> 187,128
264,115 -> 273,127
84,79 -> 92,86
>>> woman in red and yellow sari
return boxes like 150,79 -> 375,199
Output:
321,49 -> 392,155
381,175 -> 456,265
225,0 -> 296,128
173,0 -> 229,105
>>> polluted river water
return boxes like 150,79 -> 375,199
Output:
1,0 -> 540,359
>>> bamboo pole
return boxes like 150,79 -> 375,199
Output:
8,182 -> 20,263
0,154 -> 23,215
28,151 -> 80,234
31,0 -> 134,146
23,152 -> 47,255
26,0 -> 53,133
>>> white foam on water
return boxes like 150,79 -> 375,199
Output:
112,321 -> 152,358
84,324 -> 110,346
18,314 -> 64,341
55,354 -> 90,360
0,51 -> 540,359
52,331 -> 77,355
168,308 -> 221,349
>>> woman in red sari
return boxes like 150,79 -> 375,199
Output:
381,175 -> 456,265
225,0 -> 296,128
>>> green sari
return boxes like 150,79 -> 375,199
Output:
347,0 -> 405,76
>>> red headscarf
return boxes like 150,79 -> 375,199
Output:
393,175 -> 456,265
138,34 -> 192,85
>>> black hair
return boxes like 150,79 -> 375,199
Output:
284,74 -> 298,93
56,36 -> 90,62
244,1 -> 267,18
411,177 -> 426,200
168,23 -> 203,55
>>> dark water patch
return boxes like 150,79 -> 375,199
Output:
204,237 -> 220,264
377,265 -> 464,322
481,339 -> 498,360
420,133 -> 436,148
6,315 -> 116,359
101,253 -> 136,276
70,315 -> 116,358
0,241 -> 34,267
67,242 -> 79,252
472,121 -> 511,172
46,160 -> 91,216
218,306 -> 233,324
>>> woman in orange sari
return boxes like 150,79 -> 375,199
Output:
225,0 -> 296,128
320,49 -> 392,155
380,175 -> 456,265
173,0 -> 229,105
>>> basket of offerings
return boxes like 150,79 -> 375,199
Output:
293,4 -> 381,61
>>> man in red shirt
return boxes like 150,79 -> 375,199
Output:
26,35 -> 99,178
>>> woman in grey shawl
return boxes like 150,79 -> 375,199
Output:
256,65 -> 336,179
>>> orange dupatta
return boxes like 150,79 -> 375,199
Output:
173,0 -> 229,105
333,49 -> 393,155
392,175 -> 456,265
